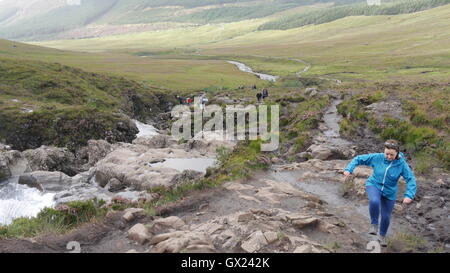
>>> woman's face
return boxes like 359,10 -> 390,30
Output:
384,148 -> 398,161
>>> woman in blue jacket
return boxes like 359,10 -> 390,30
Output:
343,139 -> 416,247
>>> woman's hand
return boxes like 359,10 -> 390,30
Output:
343,171 -> 351,177
403,197 -> 413,204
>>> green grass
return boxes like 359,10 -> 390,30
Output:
337,85 -> 449,173
0,200 -> 107,239
388,232 -> 428,252
0,57 -> 175,151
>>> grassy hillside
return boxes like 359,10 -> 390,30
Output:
259,0 -> 450,30
0,57 -> 175,151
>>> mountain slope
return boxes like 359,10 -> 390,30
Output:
0,0 -> 363,41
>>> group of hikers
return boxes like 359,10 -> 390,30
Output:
176,85 -> 270,108
176,93 -> 208,110
256,88 -> 269,103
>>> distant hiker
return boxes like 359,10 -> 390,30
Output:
256,92 -> 262,103
343,139 -> 416,247
262,88 -> 269,100
186,97 -> 192,105
252,84 -> 257,90
199,94 -> 208,110
176,95 -> 184,105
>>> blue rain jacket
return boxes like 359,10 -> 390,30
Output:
344,152 -> 416,200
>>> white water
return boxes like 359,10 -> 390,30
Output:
0,177 -> 55,226
227,61 -> 279,82
133,120 -> 159,137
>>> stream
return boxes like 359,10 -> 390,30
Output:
227,61 -> 279,82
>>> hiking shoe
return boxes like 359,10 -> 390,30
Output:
378,235 -> 387,247
369,224 -> 378,235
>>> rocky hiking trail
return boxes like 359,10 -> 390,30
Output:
0,96 -> 448,253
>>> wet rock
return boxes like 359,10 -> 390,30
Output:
128,223 -> 152,245
55,183 -> 112,205
241,231 -> 268,253
18,171 -> 72,192
307,144 -> 353,160
0,149 -> 28,180
0,155 -> 12,181
23,146 -> 76,176
123,208 -> 145,222
71,168 -> 96,184
76,140 -> 113,168
310,146 -> 333,160
106,178 -> 125,192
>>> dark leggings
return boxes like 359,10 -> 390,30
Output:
366,185 -> 396,236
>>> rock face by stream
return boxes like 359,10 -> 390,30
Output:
0,120 -> 235,225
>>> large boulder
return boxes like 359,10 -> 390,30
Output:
76,140 -> 113,169
0,148 -> 29,181
128,223 -> 152,245
307,144 -> 354,160
23,146 -> 76,176
93,147 -> 206,191
18,171 -> 72,192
